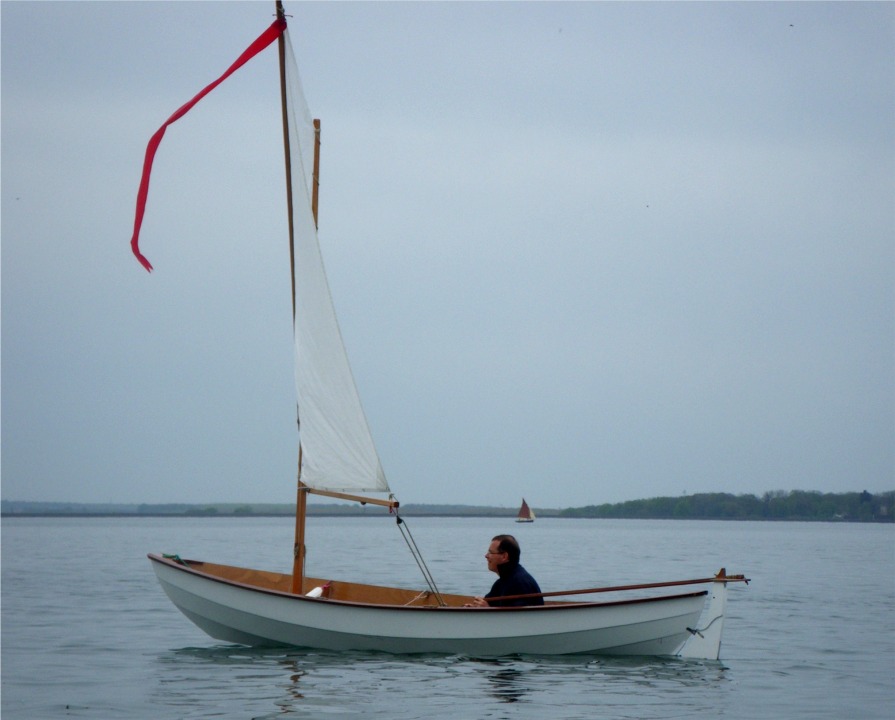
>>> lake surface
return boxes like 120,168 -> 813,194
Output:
2,516 -> 893,719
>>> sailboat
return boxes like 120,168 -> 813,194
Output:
516,498 -> 535,523
134,3 -> 747,658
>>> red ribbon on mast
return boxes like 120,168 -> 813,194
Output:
130,18 -> 287,272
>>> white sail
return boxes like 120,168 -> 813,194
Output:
283,32 -> 388,494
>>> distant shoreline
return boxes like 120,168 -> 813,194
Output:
3,513 -> 892,523
3,490 -> 893,523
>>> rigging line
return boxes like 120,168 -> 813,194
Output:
687,614 -> 724,638
395,516 -> 441,604
399,517 -> 443,601
394,512 -> 446,607
395,520 -> 431,593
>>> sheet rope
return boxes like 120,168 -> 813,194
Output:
394,510 -> 445,607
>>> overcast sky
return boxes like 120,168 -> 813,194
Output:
2,1 -> 893,509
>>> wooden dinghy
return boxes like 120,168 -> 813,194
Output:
149,553 -> 744,657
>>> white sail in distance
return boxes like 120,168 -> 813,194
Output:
282,31 -> 389,494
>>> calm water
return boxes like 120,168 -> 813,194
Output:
2,516 -> 893,719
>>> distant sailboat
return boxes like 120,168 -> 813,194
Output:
136,1 -> 748,658
516,498 -> 535,523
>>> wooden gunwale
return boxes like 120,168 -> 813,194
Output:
491,572 -> 748,604
148,553 -> 708,611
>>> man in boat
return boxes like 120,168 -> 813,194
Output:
466,534 -> 544,607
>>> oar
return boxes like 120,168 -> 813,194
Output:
484,571 -> 750,605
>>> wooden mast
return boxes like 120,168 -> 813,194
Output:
275,0 -> 315,594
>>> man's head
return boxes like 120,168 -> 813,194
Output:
485,534 -> 520,573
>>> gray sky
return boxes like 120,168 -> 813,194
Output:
2,1 -> 893,508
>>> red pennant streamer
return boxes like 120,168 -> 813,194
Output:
130,18 -> 287,272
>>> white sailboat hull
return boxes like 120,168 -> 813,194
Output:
149,554 -> 721,657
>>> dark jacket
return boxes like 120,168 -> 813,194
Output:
485,562 -> 544,607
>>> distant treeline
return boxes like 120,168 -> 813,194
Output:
559,490 -> 894,522
2,490 -> 892,522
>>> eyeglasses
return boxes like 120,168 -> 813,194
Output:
486,550 -> 507,556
